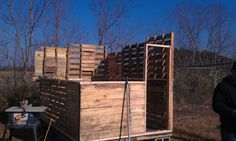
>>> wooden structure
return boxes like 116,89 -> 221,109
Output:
34,44 -> 105,80
38,32 -> 174,141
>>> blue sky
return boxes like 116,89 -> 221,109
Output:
0,0 -> 236,67
66,0 -> 236,44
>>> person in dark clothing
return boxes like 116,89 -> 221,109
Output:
213,61 -> 236,141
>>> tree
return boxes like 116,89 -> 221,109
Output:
91,0 -> 125,51
173,3 -> 236,65
173,4 -> 207,65
40,0 -> 84,47
0,0 -> 51,71
205,4 -> 236,63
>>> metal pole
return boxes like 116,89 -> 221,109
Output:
125,77 -> 131,141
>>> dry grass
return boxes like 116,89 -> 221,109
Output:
172,104 -> 220,141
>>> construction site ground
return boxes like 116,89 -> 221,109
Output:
0,104 -> 220,141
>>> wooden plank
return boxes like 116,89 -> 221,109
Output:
44,47 -> 56,57
81,55 -> 95,60
68,70 -> 80,74
168,32 -> 174,130
68,48 -> 81,52
81,44 -> 97,48
81,90 -> 144,101
68,54 -> 80,58
68,59 -> 80,63
80,104 -> 145,117
80,125 -> 145,141
68,65 -> 80,69
80,118 -> 145,133
79,82 -> 145,140
81,47 -> 96,52
80,113 -> 144,128
81,60 -> 95,64
81,68 -> 95,72
81,98 -> 145,109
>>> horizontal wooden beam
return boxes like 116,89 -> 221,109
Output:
146,44 -> 171,48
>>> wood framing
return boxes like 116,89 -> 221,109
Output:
38,32 -> 174,141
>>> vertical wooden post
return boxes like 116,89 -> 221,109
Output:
66,45 -> 69,79
168,32 -> 174,130
144,43 -> 148,132
55,47 -> 58,75
80,45 -> 82,78
43,47 -> 46,76
104,45 -> 106,79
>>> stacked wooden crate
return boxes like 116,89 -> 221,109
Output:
56,48 -> 67,79
44,47 -> 57,78
105,53 -> 122,80
67,44 -> 105,80
67,44 -> 81,80
122,44 -> 145,80
34,51 -> 44,77
80,44 -> 96,80
35,44 -> 106,80
93,45 -> 106,80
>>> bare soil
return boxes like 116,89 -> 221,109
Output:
172,104 -> 220,141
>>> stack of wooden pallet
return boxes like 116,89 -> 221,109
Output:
34,51 -> 44,78
67,44 -> 105,80
42,47 -> 67,79
43,47 -> 57,78
34,44 -> 105,80
66,44 -> 81,80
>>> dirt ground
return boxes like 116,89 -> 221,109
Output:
172,104 -> 220,141
0,105 -> 220,141
0,122 -> 21,141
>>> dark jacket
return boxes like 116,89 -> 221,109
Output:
212,75 -> 236,132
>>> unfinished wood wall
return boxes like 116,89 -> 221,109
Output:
40,79 -> 146,141
40,79 -> 80,141
80,82 -> 146,140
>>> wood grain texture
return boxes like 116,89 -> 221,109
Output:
80,82 -> 146,140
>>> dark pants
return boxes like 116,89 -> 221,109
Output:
221,128 -> 236,141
